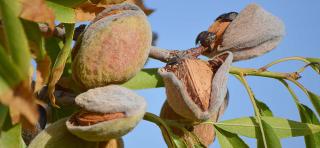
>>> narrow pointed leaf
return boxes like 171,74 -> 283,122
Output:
306,91 -> 320,116
122,68 -> 164,89
215,116 -> 320,138
305,58 -> 320,74
0,0 -> 31,77
255,98 -> 273,116
297,104 -> 320,148
45,37 -> 64,63
215,126 -> 249,148
47,23 -> 75,107
257,120 -> 281,148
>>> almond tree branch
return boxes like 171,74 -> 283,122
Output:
149,46 -> 207,63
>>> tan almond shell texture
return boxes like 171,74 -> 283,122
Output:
66,85 -> 147,141
159,52 -> 233,121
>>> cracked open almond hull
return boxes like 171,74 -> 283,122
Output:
66,85 -> 147,142
160,94 -> 228,147
159,52 -> 233,121
29,118 -> 124,148
72,2 -> 152,90
204,4 -> 285,61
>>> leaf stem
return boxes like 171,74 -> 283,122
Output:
259,56 -> 310,71
234,73 -> 268,148
230,66 -> 300,80
278,79 -> 300,103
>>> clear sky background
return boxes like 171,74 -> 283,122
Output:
122,0 -> 320,147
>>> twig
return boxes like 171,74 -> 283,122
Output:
234,73 -> 268,148
39,24 -> 86,41
149,46 -> 207,63
229,66 -> 300,80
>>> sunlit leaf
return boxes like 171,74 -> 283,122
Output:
306,91 -> 320,116
47,24 -> 75,107
122,68 -> 164,89
257,119 -> 281,148
297,104 -> 320,148
19,0 -> 55,30
0,115 -> 26,148
215,126 -> 249,148
46,1 -> 76,23
215,116 -> 320,138
0,0 -> 31,77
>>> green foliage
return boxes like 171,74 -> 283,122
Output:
0,0 -> 31,77
215,126 -> 249,148
214,116 -> 320,138
0,112 -> 25,148
122,68 -> 164,89
46,1 -> 76,23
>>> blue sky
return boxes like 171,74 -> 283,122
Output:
122,0 -> 320,148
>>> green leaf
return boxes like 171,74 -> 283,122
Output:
21,19 -> 46,60
122,68 -> 164,89
0,114 -> 25,148
0,0 -> 31,77
257,119 -> 282,148
305,58 -> 320,74
215,126 -> 249,148
143,112 -> 186,148
47,23 -> 75,107
0,44 -> 24,91
215,116 -> 320,138
255,98 -> 273,117
47,0 -> 87,7
306,91 -> 320,116
45,37 -> 64,64
172,135 -> 187,148
46,1 -> 76,23
0,104 -> 8,130
297,104 -> 320,148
